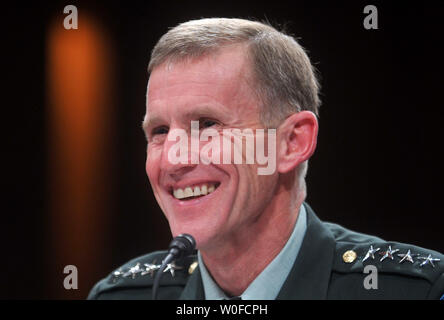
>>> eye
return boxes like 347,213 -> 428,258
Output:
200,118 -> 219,129
152,126 -> 169,136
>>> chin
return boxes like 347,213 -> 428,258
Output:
159,179 -> 236,249
168,221 -> 220,250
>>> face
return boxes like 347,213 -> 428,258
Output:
144,46 -> 278,250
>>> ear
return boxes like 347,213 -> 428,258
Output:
276,111 -> 318,174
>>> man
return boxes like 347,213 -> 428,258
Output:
88,18 -> 444,299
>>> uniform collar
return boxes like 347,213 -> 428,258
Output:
276,203 -> 335,299
179,203 -> 335,300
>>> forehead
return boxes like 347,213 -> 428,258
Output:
146,45 -> 259,119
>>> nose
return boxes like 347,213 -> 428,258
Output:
160,128 -> 198,180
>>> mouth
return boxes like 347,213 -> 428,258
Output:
171,182 -> 221,201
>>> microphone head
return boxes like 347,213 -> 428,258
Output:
169,234 -> 196,259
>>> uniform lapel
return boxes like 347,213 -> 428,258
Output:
179,265 -> 205,300
277,203 -> 335,299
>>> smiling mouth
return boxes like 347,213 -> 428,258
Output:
172,182 -> 220,200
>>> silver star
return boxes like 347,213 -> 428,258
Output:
112,268 -> 124,282
141,263 -> 160,277
163,262 -> 183,277
397,249 -> 418,264
363,245 -> 380,262
418,254 -> 441,268
379,246 -> 399,261
123,263 -> 142,279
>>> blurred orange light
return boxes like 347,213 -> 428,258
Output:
47,14 -> 113,299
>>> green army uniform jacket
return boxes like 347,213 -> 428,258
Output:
88,204 -> 444,299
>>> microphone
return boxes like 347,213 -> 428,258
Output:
152,234 -> 196,300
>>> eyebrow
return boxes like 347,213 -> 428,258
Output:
182,105 -> 228,121
141,115 -> 162,133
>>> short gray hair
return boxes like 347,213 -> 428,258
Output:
148,18 -> 321,127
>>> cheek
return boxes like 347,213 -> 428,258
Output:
146,146 -> 161,182
238,164 -> 275,204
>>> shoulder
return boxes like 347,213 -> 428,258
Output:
87,251 -> 197,300
324,222 -> 444,299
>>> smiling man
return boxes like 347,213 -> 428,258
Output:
88,18 -> 444,300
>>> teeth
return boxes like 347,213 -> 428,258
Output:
184,187 -> 193,198
173,188 -> 185,199
172,183 -> 217,199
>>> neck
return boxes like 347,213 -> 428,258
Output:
200,181 -> 305,296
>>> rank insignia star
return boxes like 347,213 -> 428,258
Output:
123,263 -> 143,279
363,245 -> 380,262
141,263 -> 160,277
112,269 -> 124,282
418,254 -> 441,268
397,249 -> 418,264
379,246 -> 399,262
163,262 -> 183,277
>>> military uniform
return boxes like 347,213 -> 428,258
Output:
88,204 -> 444,300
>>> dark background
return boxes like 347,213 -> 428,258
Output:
3,0 -> 443,299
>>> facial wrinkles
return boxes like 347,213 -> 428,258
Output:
146,75 -> 262,163
151,68 -> 259,165
145,47 -> 278,248
149,48 -> 257,115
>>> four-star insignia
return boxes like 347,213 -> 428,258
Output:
363,245 -> 380,262
379,245 -> 399,262
358,245 -> 441,269
111,260 -> 188,282
418,254 -> 441,268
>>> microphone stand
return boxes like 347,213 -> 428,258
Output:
152,234 -> 196,300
